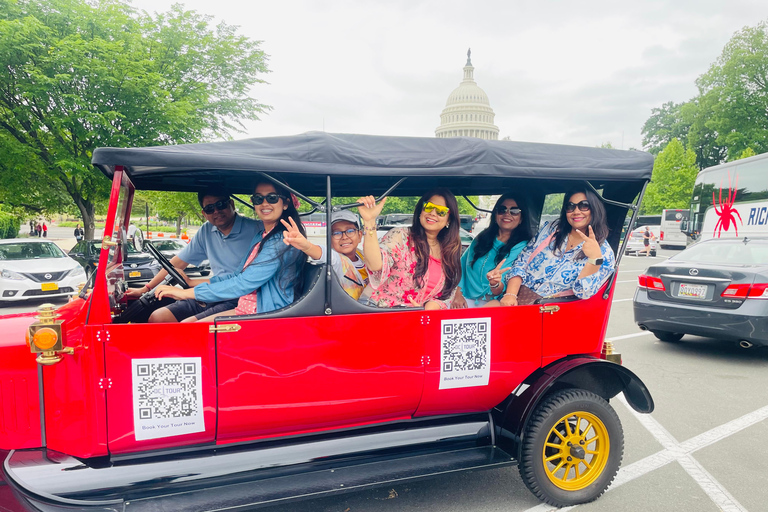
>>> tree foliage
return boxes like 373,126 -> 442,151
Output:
0,0 -> 270,238
640,139 -> 698,214
642,20 -> 768,169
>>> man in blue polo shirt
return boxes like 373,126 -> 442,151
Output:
126,187 -> 260,322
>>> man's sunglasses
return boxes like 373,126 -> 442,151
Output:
251,193 -> 287,205
495,206 -> 522,216
201,199 -> 231,214
331,228 -> 360,240
423,202 -> 450,217
566,200 -> 591,213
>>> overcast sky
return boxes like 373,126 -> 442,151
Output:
130,0 -> 767,151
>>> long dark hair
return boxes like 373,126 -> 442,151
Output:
409,188 -> 462,299
550,187 -> 609,259
251,180 -> 307,296
471,193 -> 532,267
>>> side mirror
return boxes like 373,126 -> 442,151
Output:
680,220 -> 688,231
133,228 -> 145,252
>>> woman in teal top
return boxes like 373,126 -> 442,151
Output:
453,194 -> 531,308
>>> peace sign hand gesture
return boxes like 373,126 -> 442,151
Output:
281,217 -> 312,252
356,195 -> 387,223
575,225 -> 602,260
486,260 -> 511,289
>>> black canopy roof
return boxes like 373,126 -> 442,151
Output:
92,132 -> 653,196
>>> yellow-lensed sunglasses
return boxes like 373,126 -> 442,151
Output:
422,202 -> 450,217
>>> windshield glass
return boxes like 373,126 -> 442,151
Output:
152,240 -> 184,251
673,241 -> 768,266
0,242 -> 66,260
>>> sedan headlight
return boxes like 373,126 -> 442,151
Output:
70,265 -> 86,277
1,268 -> 25,281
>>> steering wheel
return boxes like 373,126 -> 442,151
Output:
133,229 -> 189,289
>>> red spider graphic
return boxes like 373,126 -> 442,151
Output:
712,172 -> 743,238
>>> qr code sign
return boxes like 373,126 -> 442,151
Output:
439,318 -> 491,389
132,357 -> 205,441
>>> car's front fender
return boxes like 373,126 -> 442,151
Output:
493,357 -> 654,458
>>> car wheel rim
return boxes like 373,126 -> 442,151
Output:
542,411 -> 610,490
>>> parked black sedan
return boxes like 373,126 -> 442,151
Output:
69,240 -> 161,285
633,237 -> 768,347
147,239 -> 210,276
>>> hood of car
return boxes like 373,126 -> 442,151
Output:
1,257 -> 80,273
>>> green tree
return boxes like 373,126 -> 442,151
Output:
141,191 -> 202,235
641,139 -> 698,214
0,0 -> 270,238
696,21 -> 768,159
641,101 -> 689,156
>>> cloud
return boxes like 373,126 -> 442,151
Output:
130,0 -> 767,150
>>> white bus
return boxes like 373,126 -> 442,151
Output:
684,151 -> 768,242
659,209 -> 689,248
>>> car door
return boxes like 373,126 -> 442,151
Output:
102,323 -> 217,455
415,305 -> 542,416
214,311 -> 426,444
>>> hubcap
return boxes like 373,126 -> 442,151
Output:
542,411 -> 610,490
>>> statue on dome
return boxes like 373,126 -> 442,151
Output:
466,48 -> 472,66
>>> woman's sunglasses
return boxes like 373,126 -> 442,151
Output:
422,202 -> 450,217
251,193 -> 286,205
495,206 -> 522,216
565,200 -> 591,213
201,199 -> 231,214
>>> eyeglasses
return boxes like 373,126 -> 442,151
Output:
201,199 -> 231,215
251,193 -> 286,205
565,200 -> 591,213
495,206 -> 522,216
422,202 -> 450,217
331,228 -> 360,240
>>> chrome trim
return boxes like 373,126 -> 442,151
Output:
660,274 -> 730,283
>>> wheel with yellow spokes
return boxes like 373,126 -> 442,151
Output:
519,389 -> 623,507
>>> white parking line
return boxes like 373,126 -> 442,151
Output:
609,331 -> 652,341
613,396 -> 752,512
612,298 -> 633,303
616,279 -> 638,283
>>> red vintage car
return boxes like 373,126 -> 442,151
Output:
0,133 -> 654,510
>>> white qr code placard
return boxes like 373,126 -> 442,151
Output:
439,318 -> 491,389
132,357 -> 205,441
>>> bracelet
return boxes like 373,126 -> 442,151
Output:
363,226 -> 377,236
142,285 -> 150,292
503,293 -> 517,298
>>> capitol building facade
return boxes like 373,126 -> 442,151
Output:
435,50 -> 499,140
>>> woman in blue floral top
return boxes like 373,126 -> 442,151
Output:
492,188 -> 615,305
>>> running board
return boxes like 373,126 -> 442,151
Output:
4,414 -> 515,510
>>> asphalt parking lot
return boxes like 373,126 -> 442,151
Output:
3,245 -> 766,511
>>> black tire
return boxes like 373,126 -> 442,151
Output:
519,389 -> 623,507
652,330 -> 684,342
651,250 -> 657,257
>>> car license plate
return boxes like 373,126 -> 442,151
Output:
41,282 -> 59,291
129,271 -> 142,278
678,283 -> 707,299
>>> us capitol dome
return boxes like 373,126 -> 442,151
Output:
435,49 -> 499,140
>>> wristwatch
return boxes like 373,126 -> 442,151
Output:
586,257 -> 604,266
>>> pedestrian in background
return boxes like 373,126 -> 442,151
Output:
74,224 -> 84,241
29,220 -> 34,236
42,222 -> 48,238
35,223 -> 42,237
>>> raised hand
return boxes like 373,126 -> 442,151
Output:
281,217 -> 312,252
356,195 -> 387,223
575,225 -> 602,259
486,260 -> 512,289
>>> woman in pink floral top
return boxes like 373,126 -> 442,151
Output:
357,188 -> 462,309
